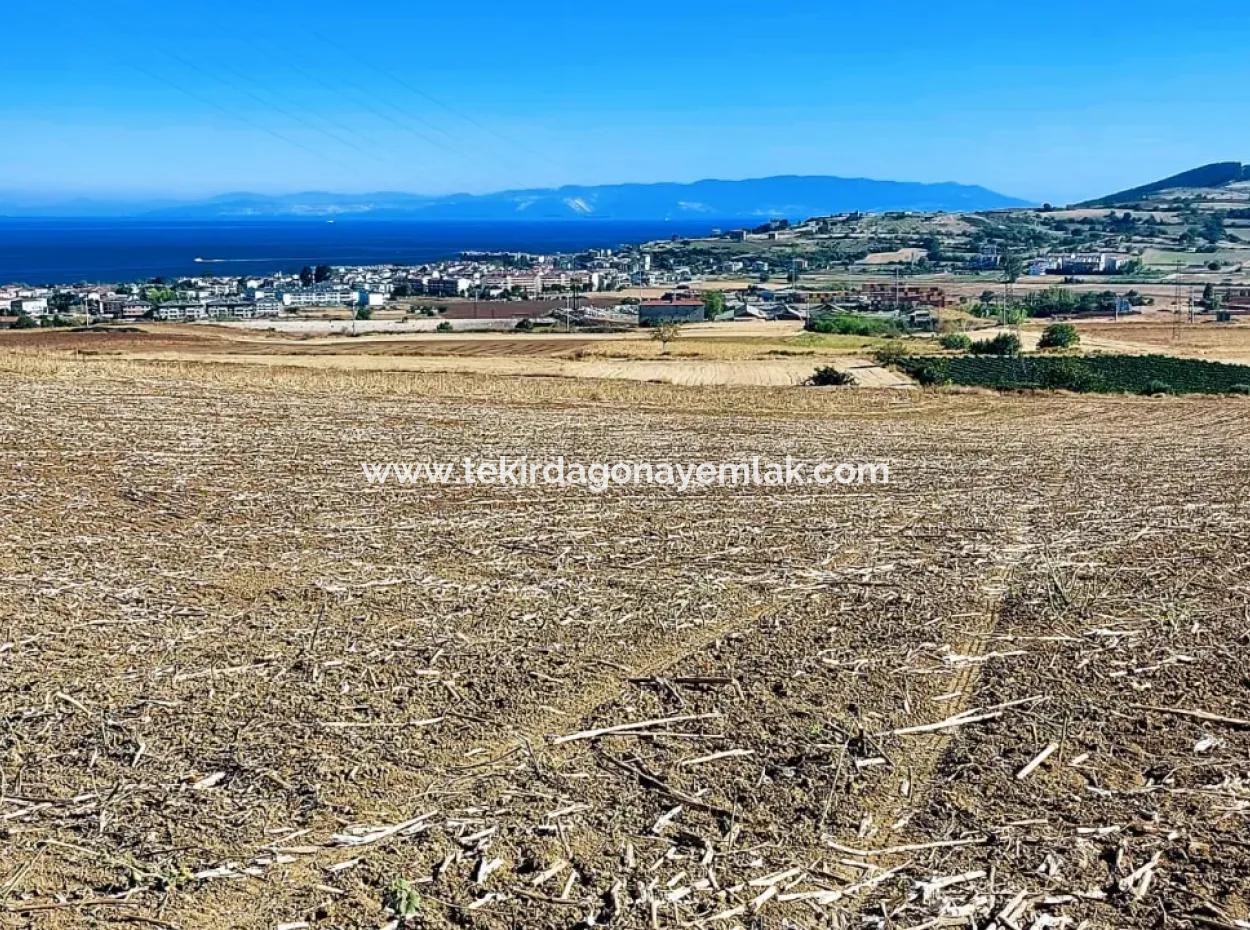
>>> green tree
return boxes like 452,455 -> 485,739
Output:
299,266 -> 315,287
314,264 -> 333,283
939,332 -> 972,350
970,332 -> 1022,357
701,290 -> 727,318
142,286 -> 176,305
1038,322 -> 1080,350
1200,214 -> 1225,244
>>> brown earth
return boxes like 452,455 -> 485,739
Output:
0,355 -> 1247,930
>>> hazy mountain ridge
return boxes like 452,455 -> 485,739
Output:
0,175 -> 1029,221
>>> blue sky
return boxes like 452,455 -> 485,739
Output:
2,0 -> 1248,204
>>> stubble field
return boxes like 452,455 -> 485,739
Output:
1,355 -> 1248,930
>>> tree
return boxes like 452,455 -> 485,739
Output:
142,286 -> 175,305
355,306 -> 373,320
299,266 -> 315,287
650,321 -> 681,354
1038,322 -> 1080,350
873,341 -> 911,367
314,264 -> 333,283
701,290 -> 726,318
1200,214 -> 1225,245
11,314 -> 38,330
939,332 -> 972,350
1001,252 -> 1025,284
970,333 -> 1022,357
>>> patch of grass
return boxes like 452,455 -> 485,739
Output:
790,332 -> 886,353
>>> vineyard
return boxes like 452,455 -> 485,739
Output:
905,353 -> 1250,394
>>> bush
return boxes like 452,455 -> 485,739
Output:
515,317 -> 535,332
1037,322 -> 1080,350
873,341 -> 911,367
354,306 -> 373,320
938,332 -> 972,350
435,320 -> 453,333
1142,379 -> 1172,396
10,314 -> 38,330
1229,383 -> 1250,395
912,362 -> 951,386
807,365 -> 856,386
970,332 -> 1022,356
806,313 -> 901,337
1036,357 -> 1102,392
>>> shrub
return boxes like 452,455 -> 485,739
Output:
354,306 -> 373,320
11,314 -> 38,330
873,341 -> 911,367
806,313 -> 901,337
1229,383 -> 1250,395
970,332 -> 1022,357
1037,322 -> 1080,350
515,317 -> 535,332
912,362 -> 951,386
435,320 -> 453,333
1036,357 -> 1101,392
938,332 -> 972,350
807,365 -> 855,386
1142,379 -> 1172,396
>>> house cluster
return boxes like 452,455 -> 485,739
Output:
636,283 -> 947,328
0,287 -> 50,324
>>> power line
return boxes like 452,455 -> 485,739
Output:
160,51 -> 386,165
128,63 -> 347,169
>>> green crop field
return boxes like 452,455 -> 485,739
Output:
903,354 -> 1250,395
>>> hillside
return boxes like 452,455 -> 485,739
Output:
1079,161 -> 1250,207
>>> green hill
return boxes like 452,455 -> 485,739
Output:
1078,162 -> 1249,207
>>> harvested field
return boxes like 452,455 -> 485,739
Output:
1,355 -> 1248,930
0,322 -> 905,388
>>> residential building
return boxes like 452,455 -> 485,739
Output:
154,302 -> 209,322
98,296 -> 152,319
279,284 -> 355,307
11,297 -> 48,318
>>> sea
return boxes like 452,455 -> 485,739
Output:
0,218 -> 728,285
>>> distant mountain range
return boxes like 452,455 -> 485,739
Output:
0,175 -> 1029,221
1079,161 -> 1250,207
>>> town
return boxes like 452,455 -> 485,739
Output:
5,201 -> 1250,332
